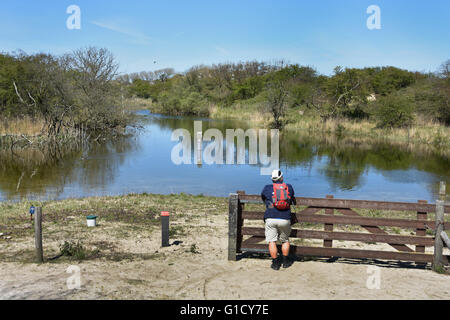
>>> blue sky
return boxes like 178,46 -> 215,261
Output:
0,0 -> 448,75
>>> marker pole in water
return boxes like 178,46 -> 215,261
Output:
196,132 -> 202,165
161,211 -> 170,247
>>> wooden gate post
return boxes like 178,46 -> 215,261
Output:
433,182 -> 446,271
228,193 -> 239,261
236,191 -> 246,254
34,207 -> 43,263
324,195 -> 334,248
416,200 -> 428,266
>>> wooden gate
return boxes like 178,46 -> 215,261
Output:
228,192 -> 450,266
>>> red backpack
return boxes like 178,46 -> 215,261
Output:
272,183 -> 291,210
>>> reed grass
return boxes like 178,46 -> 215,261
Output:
209,104 -> 268,123
209,96 -> 270,123
124,97 -> 154,111
284,113 -> 450,150
0,116 -> 45,136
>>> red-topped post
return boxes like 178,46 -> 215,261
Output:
161,211 -> 170,247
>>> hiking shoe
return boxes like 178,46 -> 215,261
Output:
282,255 -> 293,269
271,258 -> 281,270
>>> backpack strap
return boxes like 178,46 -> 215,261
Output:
272,183 -> 278,203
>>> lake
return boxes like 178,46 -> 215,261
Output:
0,110 -> 448,203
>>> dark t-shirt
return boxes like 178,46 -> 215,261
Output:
261,183 -> 296,220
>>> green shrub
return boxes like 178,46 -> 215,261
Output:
371,67 -> 415,96
179,91 -> 209,116
408,78 -> 450,125
157,84 -> 209,116
129,79 -> 152,99
189,243 -> 200,254
374,94 -> 415,128
59,240 -> 87,260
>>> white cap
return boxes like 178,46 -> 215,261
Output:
271,169 -> 283,181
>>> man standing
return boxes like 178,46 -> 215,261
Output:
261,169 -> 296,270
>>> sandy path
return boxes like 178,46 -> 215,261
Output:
1,258 -> 449,300
1,238 -> 449,300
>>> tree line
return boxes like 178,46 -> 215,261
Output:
1,48 -> 448,132
122,60 -> 450,128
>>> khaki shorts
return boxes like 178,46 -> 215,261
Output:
265,218 -> 291,243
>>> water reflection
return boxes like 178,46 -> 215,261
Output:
280,131 -> 449,197
0,134 -> 139,201
0,111 -> 448,202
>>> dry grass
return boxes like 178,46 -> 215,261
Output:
0,193 -> 227,244
209,103 -> 268,123
124,97 -> 153,111
0,116 -> 45,136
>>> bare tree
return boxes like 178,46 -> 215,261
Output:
438,59 -> 450,79
154,68 -> 175,82
266,80 -> 289,129
64,47 -> 127,133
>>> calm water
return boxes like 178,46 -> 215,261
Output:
0,111 -> 448,203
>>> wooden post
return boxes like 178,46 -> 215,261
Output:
433,182 -> 446,271
34,207 -> 43,263
228,193 -> 239,261
416,200 -> 428,266
161,211 -> 170,247
324,195 -> 334,248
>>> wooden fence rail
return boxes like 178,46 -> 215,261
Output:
228,192 -> 450,267
237,195 -> 450,213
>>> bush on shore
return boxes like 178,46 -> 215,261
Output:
373,94 -> 415,128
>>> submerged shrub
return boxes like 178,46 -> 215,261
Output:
432,129 -> 447,148
335,123 -> 346,138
